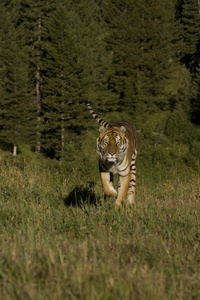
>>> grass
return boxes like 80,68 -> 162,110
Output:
0,150 -> 200,299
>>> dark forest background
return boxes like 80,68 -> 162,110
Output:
1,0 -> 200,172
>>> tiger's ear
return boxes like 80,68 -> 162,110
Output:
99,126 -> 106,133
119,126 -> 126,133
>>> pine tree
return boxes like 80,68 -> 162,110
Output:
100,0 -> 140,115
101,0 -> 179,125
176,0 -> 200,124
191,63 -> 200,124
0,1 -> 37,154
74,0 -> 115,113
42,2 -> 84,159
18,0 -> 56,153
180,0 -> 200,72
41,0 -> 115,160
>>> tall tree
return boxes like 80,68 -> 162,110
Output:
177,0 -> 200,123
19,0 -> 56,153
74,0 -> 115,113
42,2 -> 84,159
180,0 -> 200,71
42,0 -> 115,160
0,1 -> 36,154
101,0 -> 179,126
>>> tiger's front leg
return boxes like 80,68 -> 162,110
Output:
115,173 -> 131,206
100,172 -> 117,199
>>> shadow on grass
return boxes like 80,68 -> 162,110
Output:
64,183 -> 99,207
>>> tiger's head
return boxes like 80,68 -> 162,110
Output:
97,125 -> 128,164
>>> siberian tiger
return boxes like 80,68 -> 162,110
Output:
85,101 -> 137,206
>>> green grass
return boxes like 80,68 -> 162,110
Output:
0,150 -> 200,299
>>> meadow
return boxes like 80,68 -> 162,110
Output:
0,149 -> 199,300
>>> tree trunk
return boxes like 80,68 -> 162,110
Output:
35,65 -> 41,154
35,18 -> 42,154
60,70 -> 65,162
13,144 -> 17,156
60,115 -> 65,162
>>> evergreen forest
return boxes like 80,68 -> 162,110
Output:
1,0 -> 200,170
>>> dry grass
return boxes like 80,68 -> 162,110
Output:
0,151 -> 200,299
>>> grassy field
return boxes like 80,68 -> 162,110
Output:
0,150 -> 200,300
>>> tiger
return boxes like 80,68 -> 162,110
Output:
85,101 -> 137,206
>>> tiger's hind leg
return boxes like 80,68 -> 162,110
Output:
100,172 -> 117,199
127,151 -> 137,204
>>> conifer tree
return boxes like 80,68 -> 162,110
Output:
191,63 -> 200,124
19,0 -> 56,153
177,0 -> 200,123
180,0 -> 200,72
42,2 -> 84,159
0,1 -> 37,154
101,0 -> 178,125
42,0 -> 115,160
74,0 -> 115,113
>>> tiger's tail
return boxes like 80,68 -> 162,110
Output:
85,101 -> 111,129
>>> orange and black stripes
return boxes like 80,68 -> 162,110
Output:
85,101 -> 111,129
85,100 -> 137,205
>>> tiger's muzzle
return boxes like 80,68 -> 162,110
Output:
106,153 -> 117,163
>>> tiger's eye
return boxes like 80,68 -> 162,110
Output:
116,137 -> 121,145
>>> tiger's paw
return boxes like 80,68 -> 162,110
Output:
126,194 -> 135,205
115,198 -> 122,207
104,186 -> 117,198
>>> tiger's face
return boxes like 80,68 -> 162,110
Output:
97,126 -> 128,164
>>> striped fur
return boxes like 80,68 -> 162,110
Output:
85,101 -> 111,129
85,101 -> 137,205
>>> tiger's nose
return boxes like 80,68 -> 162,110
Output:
109,151 -> 116,156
